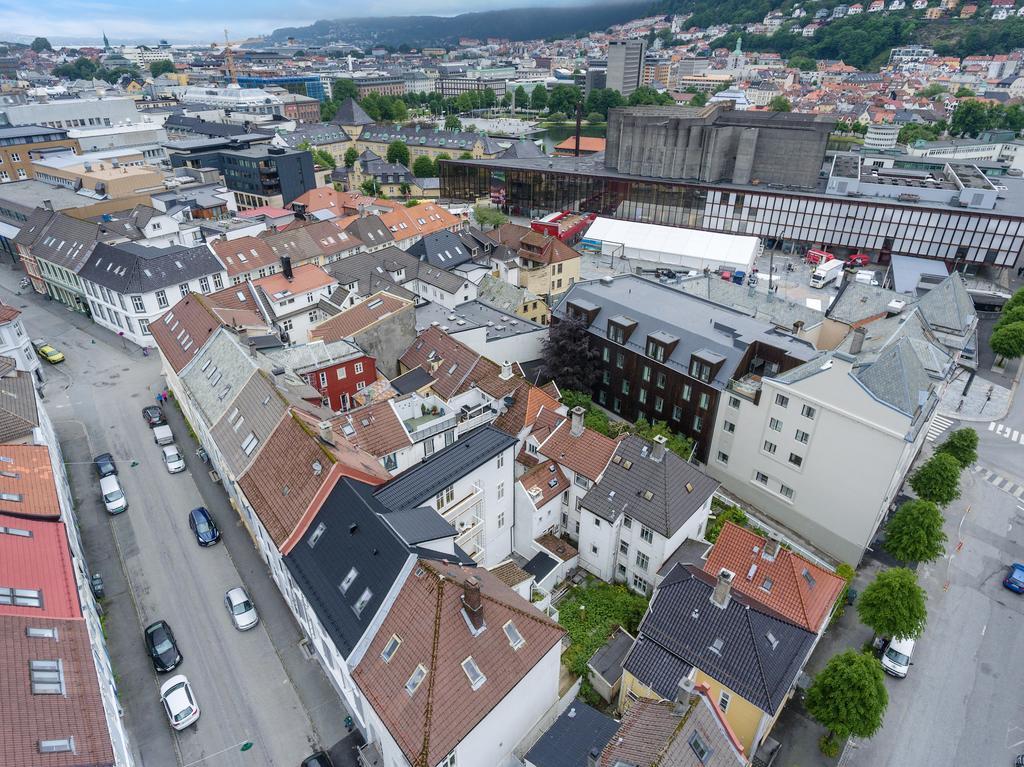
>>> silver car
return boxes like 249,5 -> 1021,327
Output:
224,586 -> 258,631
162,444 -> 186,474
99,474 -> 127,514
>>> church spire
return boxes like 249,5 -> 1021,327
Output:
102,31 -> 110,51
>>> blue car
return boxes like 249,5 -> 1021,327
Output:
188,507 -> 220,547
1003,563 -> 1024,593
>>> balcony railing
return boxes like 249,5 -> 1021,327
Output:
441,483 -> 484,523
727,374 -> 763,403
403,411 -> 457,440
455,514 -> 484,543
457,408 -> 498,435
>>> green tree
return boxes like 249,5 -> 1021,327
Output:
539,315 -> 600,392
916,83 -> 947,99
360,179 -> 381,197
584,87 -> 625,119
857,567 -> 928,640
805,650 -> 888,744
935,428 -> 978,469
434,152 -> 451,166
52,57 -> 99,80
898,122 -> 941,145
884,500 -> 947,563
996,305 -> 1024,329
1004,287 -> 1024,314
547,84 -> 581,116
586,111 -> 604,124
473,204 -> 508,229
312,149 -> 336,169
769,95 -> 793,112
530,85 -> 549,111
909,452 -> 962,506
31,37 -> 52,53
412,155 -> 436,177
444,114 -> 462,131
627,86 -> 674,106
690,92 -> 708,107
150,59 -> 175,77
633,417 -> 694,461
788,54 -> 817,70
705,505 -> 748,543
547,112 -> 568,122
459,151 -> 473,159
950,100 -> 990,137
386,140 -> 410,166
514,85 -> 529,109
955,86 -> 975,97
332,78 -> 359,102
990,322 -> 1024,360
343,147 -> 359,168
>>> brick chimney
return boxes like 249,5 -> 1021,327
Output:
711,569 -> 734,609
462,576 -> 484,632
570,405 -> 585,437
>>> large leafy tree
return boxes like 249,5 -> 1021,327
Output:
909,452 -> 961,506
991,322 -> 1024,360
444,114 -> 462,131
386,140 -> 410,167
540,316 -> 600,392
769,95 -> 792,112
472,205 -> 508,229
884,500 -> 947,563
935,428 -> 978,469
547,84 -> 581,116
343,147 -> 359,168
31,37 -> 52,52
857,568 -> 928,640
530,85 -> 549,111
627,86 -> 674,106
805,650 -> 889,741
412,155 -> 435,178
950,100 -> 990,137
150,60 -> 175,77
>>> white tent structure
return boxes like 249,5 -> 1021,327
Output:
581,217 -> 761,273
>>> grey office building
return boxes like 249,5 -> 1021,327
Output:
606,40 -> 647,98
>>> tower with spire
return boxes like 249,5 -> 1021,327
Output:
102,31 -> 110,51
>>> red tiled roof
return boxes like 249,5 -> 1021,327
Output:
237,205 -> 292,218
310,292 -> 413,343
149,294 -> 222,373
378,203 -> 460,241
553,136 -> 606,153
256,263 -> 336,301
0,514 -> 78,620
538,417 -> 618,482
203,282 -> 266,326
334,400 -> 412,458
399,326 -> 482,401
494,385 -> 563,436
352,561 -> 564,767
518,460 -> 569,507
0,304 -> 22,324
0,615 -> 116,767
0,445 -> 60,520
536,532 -> 577,562
209,235 -> 277,277
704,522 -> 846,632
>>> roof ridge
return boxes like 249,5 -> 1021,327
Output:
785,550 -> 814,629
416,564 -> 446,767
743,606 -> 776,713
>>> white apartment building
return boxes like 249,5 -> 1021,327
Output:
0,304 -> 41,374
252,263 -> 338,344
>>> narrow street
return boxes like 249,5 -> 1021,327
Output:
1,266 -> 346,767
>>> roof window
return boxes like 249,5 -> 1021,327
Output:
461,656 -> 486,690
503,620 -> 525,650
308,522 -> 326,548
353,587 -> 373,617
406,664 -> 427,695
29,659 -> 64,694
381,634 -> 401,663
340,567 -> 358,594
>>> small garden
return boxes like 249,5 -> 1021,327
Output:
558,579 -> 648,681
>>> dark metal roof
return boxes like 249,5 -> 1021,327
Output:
80,242 -> 224,294
623,564 -> 815,713
523,550 -> 558,582
587,626 -> 634,685
405,229 -> 474,270
374,425 -> 516,510
382,506 -> 457,545
390,366 -> 434,395
580,435 -> 718,538
524,701 -> 619,767
283,478 -> 411,658
331,97 -> 374,127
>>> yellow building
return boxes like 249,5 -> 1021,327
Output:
30,150 -> 165,203
475,274 -> 548,325
485,222 -> 581,300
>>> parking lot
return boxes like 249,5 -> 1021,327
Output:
4,268 -> 345,767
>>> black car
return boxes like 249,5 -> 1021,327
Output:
188,507 -> 220,547
142,406 -> 166,427
301,753 -> 334,767
93,453 -> 117,478
144,620 -> 182,673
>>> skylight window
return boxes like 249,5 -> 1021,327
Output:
802,568 -> 817,588
709,638 -> 724,655
0,587 -> 41,607
461,656 -> 486,690
503,621 -> 525,650
38,738 -> 74,754
406,664 -> 427,695
0,525 -> 30,537
29,659 -> 64,694
766,631 -> 779,650
308,523 -> 326,548
353,587 -> 372,617
26,626 -> 57,639
0,492 -> 23,502
340,567 -> 358,594
642,490 -> 654,501
241,432 -> 259,455
381,634 -> 401,663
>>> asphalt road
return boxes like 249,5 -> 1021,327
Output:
2,268 -> 343,767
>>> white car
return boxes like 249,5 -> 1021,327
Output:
162,444 -> 186,474
99,475 -> 127,514
224,586 -> 259,631
881,636 -> 915,678
160,674 -> 200,730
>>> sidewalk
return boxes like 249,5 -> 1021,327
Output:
937,365 -> 1018,421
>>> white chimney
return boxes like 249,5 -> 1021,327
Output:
711,569 -> 735,609
499,360 -> 512,380
570,406 -> 585,437
674,673 -> 697,714
651,434 -> 668,462
318,420 -> 334,445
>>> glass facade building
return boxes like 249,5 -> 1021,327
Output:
441,160 -> 1024,267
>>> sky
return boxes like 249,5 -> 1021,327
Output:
0,0 -> 584,44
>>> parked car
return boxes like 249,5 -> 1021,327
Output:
99,475 -> 127,514
142,406 -> 166,427
144,620 -> 182,673
224,587 -> 259,631
32,339 -> 64,364
93,452 -> 117,478
301,753 -> 335,767
188,507 -> 220,546
846,253 -> 870,268
881,636 -> 915,678
162,444 -> 186,474
1003,562 -> 1024,593
159,675 -> 200,730
153,424 -> 174,446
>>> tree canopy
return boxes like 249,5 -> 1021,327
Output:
935,428 -> 978,469
909,452 -> 962,506
530,85 -> 549,111
540,317 -> 600,393
386,140 -> 410,167
31,37 -> 52,53
472,204 -> 508,229
883,499 -> 947,564
769,95 -> 792,112
343,147 -> 359,168
990,322 -> 1024,360
150,60 -> 175,77
412,155 -> 436,177
627,86 -> 675,107
444,114 -> 463,131
857,567 -> 928,640
805,650 -> 889,740
584,88 -> 625,119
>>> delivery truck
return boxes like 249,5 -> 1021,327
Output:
810,259 -> 845,289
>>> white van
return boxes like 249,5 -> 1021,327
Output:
153,424 -> 174,446
100,475 -> 128,514
881,637 -> 915,677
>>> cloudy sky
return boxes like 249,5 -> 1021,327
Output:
1,0 -> 580,44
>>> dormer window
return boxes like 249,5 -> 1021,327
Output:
646,339 -> 665,362
690,359 -> 712,382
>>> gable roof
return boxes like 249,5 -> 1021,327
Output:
19,212 -> 101,273
914,272 -> 975,334
537,417 -> 619,483
331,97 -> 374,126
284,478 -> 412,657
80,242 -> 223,294
623,564 -> 815,714
310,291 -> 413,343
853,336 -> 933,417
0,445 -> 60,520
405,230 -> 474,270
518,459 -> 570,508
580,435 -> 718,538
149,294 -> 223,373
493,383 -> 562,436
525,701 -> 619,767
399,326 -> 482,400
374,425 -> 516,510
210,235 -> 278,277
335,400 -> 413,458
0,372 -> 41,443
344,215 -> 394,248
704,523 -> 845,633
352,560 -> 564,767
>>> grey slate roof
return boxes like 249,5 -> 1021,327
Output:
181,330 -> 259,428
553,276 -> 817,388
524,701 -> 619,767
208,371 -> 287,479
373,425 -> 516,510
406,230 -> 474,270
915,273 -> 975,335
476,274 -> 539,313
390,366 -> 434,394
381,506 -> 457,545
854,336 -> 933,418
623,563 -> 815,714
284,478 -> 412,658
278,123 -> 352,148
580,435 -> 718,538
588,627 -> 633,685
344,215 -> 395,249
164,114 -> 256,138
331,98 -> 374,127
824,280 -> 908,325
523,550 -> 559,582
498,139 -> 546,160
19,212 -> 101,273
0,371 -> 40,443
80,242 -> 224,294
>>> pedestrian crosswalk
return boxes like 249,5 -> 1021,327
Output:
926,414 -> 955,442
987,421 -> 1024,444
973,464 -> 1024,499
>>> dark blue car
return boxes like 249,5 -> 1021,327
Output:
188,507 -> 220,547
1003,563 -> 1024,593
